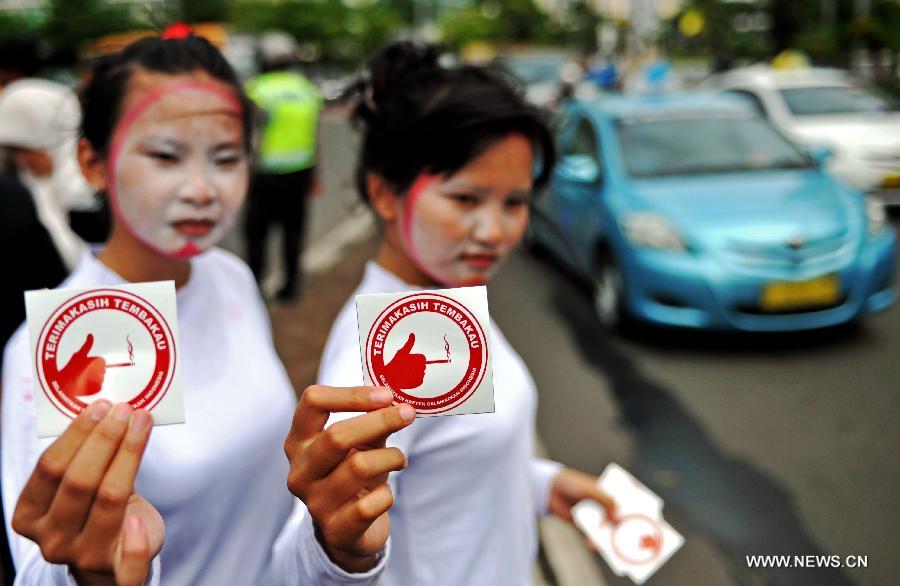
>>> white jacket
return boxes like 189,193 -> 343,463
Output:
2,248 -> 386,585
318,262 -> 562,586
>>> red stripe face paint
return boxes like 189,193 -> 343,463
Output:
107,79 -> 248,259
401,173 -> 451,286
402,173 -> 495,287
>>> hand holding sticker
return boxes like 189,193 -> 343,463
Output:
12,401 -> 162,585
57,333 -> 106,399
384,333 -> 427,391
284,385 -> 414,573
27,282 -> 184,437
572,464 -> 684,584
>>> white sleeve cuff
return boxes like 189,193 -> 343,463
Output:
63,556 -> 160,586
297,510 -> 389,584
50,561 -> 72,586
10,549 -> 95,586
531,458 -> 565,517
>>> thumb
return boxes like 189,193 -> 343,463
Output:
74,333 -> 94,359
592,489 -> 618,523
398,333 -> 416,356
117,515 -> 152,586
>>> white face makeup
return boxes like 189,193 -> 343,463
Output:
399,134 -> 534,287
108,81 -> 248,258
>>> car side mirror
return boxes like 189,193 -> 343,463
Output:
557,154 -> 601,184
807,145 -> 833,167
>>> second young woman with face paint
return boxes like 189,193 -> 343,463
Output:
2,35 -> 411,585
315,42 -> 617,586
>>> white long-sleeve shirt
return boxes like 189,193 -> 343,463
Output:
318,261 -> 563,586
2,248 -> 385,585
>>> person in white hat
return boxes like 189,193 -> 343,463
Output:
0,79 -> 94,269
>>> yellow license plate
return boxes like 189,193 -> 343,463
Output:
760,274 -> 840,312
882,172 -> 900,188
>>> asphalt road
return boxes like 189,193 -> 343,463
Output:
488,217 -> 900,586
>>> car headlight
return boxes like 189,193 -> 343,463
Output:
620,212 -> 686,251
866,196 -> 887,236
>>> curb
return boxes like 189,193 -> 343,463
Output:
535,440 -> 608,586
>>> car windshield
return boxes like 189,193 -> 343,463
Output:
617,115 -> 812,178
502,58 -> 562,84
780,86 -> 894,116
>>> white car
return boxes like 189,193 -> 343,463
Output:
706,65 -> 900,204
493,53 -> 572,110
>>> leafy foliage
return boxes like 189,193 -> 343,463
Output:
41,0 -> 140,53
232,0 -> 400,64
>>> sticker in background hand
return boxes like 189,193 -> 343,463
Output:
25,281 -> 185,437
573,464 -> 683,584
356,286 -> 494,416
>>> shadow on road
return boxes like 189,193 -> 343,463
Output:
550,287 -> 853,586
618,320 -> 866,356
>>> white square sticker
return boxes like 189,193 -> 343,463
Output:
355,286 -> 494,417
573,464 -> 684,584
25,281 -> 185,437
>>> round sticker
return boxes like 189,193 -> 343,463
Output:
364,292 -> 488,414
611,513 -> 664,565
34,288 -> 177,418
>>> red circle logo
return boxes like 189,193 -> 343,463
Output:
611,514 -> 664,565
34,289 -> 177,418
364,292 -> 488,414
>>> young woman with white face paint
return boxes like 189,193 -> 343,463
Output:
104,79 -> 248,260
314,42 -> 618,586
2,34 -> 412,586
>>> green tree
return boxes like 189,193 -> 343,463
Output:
385,0 -> 416,28
672,0 -> 771,62
856,0 -> 900,84
178,0 -> 231,23
485,0 -> 553,42
439,0 -> 562,49
439,5 -> 505,49
0,12 -> 38,41
41,0 -> 139,53
562,0 -> 603,54
232,0 -> 400,65
768,0 -> 821,54
781,0 -> 897,73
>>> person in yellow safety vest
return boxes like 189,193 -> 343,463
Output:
244,32 -> 323,301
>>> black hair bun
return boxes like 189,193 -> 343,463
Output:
347,41 -> 445,127
348,40 -> 556,203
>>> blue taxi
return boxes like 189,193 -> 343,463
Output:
530,93 -> 896,331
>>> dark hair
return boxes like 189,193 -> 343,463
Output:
346,41 -> 555,203
79,35 -> 253,156
0,38 -> 41,78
